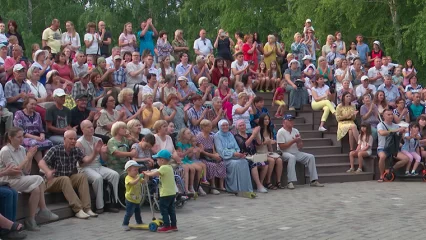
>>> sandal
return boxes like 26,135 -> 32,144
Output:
276,182 -> 285,189
266,183 -> 277,190
11,222 -> 23,231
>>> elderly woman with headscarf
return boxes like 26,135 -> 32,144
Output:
214,120 -> 253,193
284,59 -> 309,110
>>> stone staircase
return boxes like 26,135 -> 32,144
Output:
257,92 -> 375,184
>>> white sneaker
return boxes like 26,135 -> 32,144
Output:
318,126 -> 327,132
211,189 -> 220,195
198,186 -> 207,196
256,187 -> 268,193
75,210 -> 90,219
287,182 -> 295,190
85,210 -> 98,217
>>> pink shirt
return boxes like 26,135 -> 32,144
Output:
52,63 -> 72,81
4,58 -> 27,81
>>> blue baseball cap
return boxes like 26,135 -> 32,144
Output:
283,114 -> 295,120
152,149 -> 172,160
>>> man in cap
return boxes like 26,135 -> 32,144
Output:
70,94 -> 99,135
277,114 -> 324,189
112,55 -> 126,89
106,46 -> 120,69
71,71 -> 96,108
46,88 -> 74,145
38,130 -> 98,219
4,64 -> 32,114
356,76 -> 376,100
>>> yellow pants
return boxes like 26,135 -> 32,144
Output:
274,100 -> 286,106
311,100 -> 336,122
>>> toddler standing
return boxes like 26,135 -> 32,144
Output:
122,160 -> 145,231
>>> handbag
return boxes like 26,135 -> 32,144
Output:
246,153 -> 267,163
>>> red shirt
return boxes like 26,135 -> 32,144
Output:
369,50 -> 384,67
211,67 -> 230,86
242,43 -> 258,71
274,87 -> 285,101
52,63 -> 72,81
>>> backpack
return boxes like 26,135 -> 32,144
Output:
381,122 -> 402,157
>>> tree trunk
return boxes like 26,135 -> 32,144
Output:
388,0 -> 402,61
27,0 -> 33,31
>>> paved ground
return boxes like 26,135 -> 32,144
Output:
26,181 -> 426,240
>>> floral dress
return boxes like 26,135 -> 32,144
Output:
13,110 -> 53,150
196,133 -> 226,180
336,104 -> 357,141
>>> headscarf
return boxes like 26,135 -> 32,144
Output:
218,119 -> 228,131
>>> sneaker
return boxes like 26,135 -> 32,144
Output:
157,226 -> 172,233
259,90 -> 264,93
24,218 -> 40,231
287,182 -> 295,190
85,210 -> 98,217
170,226 -> 178,231
256,187 -> 268,193
200,180 -> 210,185
310,181 -> 325,187
346,168 -> 355,173
95,208 -> 104,214
211,189 -> 220,195
37,209 -> 59,221
75,210 -> 90,219
289,107 -> 295,111
122,225 -> 130,231
412,172 -> 419,176
355,168 -> 363,174
318,126 -> 327,132
198,186 -> 207,196
405,171 -> 410,176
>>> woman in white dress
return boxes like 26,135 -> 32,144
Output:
0,127 -> 58,231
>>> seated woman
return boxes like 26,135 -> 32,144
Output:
207,97 -> 228,132
211,58 -> 230,87
162,94 -> 187,132
177,76 -> 196,112
373,90 -> 388,116
232,92 -> 254,133
214,120 -> 253,193
393,98 -> 410,124
176,128 -> 209,196
45,70 -> 73,101
405,75 -> 424,103
126,119 -> 143,144
160,74 -> 179,103
197,77 -> 213,106
337,79 -> 357,105
234,120 -> 268,193
95,95 -> 126,138
196,120 -> 226,194
13,97 -> 53,162
0,127 -> 58,231
256,114 -> 284,190
106,122 -> 135,173
284,59 -> 308,110
336,92 -> 360,151
214,77 -> 234,121
242,74 -> 256,98
115,88 -> 143,123
360,94 -> 380,140
141,94 -> 161,130
0,182 -> 26,239
311,74 -> 336,132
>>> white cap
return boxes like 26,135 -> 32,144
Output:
53,88 -> 66,97
177,76 -> 188,81
373,40 -> 380,46
13,64 -> 24,72
33,49 -> 49,62
306,19 -> 312,23
124,160 -> 142,171
302,55 -> 312,61
361,76 -> 369,81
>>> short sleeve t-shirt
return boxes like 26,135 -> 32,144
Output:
158,164 -> 176,197
311,85 -> 329,103
125,175 -> 144,204
107,137 -> 132,172
84,33 -> 101,55
42,27 -> 62,53
230,60 -> 248,78
232,104 -> 251,130
377,122 -> 400,149
276,127 -> 300,154
45,105 -> 71,133
138,30 -> 155,56
131,143 -> 152,159
99,31 -> 112,56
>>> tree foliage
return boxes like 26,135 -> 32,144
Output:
1,0 -> 426,78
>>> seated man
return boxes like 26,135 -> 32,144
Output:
230,52 -> 249,86
77,120 -> 120,214
377,109 -> 409,182
250,96 -> 271,128
355,76 -> 376,101
4,64 -> 32,114
46,89 -> 73,145
277,114 -> 324,189
408,92 -> 425,121
38,130 -> 98,219
377,74 -> 400,108
71,72 -> 96,108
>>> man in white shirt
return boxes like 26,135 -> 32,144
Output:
277,114 -> 324,189
356,76 -> 376,100
381,56 -> 399,75
193,29 -> 213,57
230,52 -> 249,86
141,55 -> 158,83
106,46 -> 120,69
367,58 -> 387,88
126,52 -> 145,89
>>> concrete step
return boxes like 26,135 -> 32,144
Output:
302,146 -> 342,155
293,123 -> 313,131
314,163 -> 361,174
306,172 -> 374,183
315,154 -> 350,164
299,130 -> 323,138
17,202 -> 74,223
271,116 -> 305,125
302,138 -> 333,147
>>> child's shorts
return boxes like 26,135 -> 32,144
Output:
274,100 -> 286,106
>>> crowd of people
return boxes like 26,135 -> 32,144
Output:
0,16 -> 422,238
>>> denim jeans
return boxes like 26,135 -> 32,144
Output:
159,195 -> 176,227
0,186 -> 18,222
122,200 -> 142,226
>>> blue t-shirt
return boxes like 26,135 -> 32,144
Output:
137,30 -> 155,56
409,103 -> 424,120
356,43 -> 370,64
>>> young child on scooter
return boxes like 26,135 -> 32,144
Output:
402,123 -> 422,176
144,149 -> 178,233
122,160 -> 145,231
